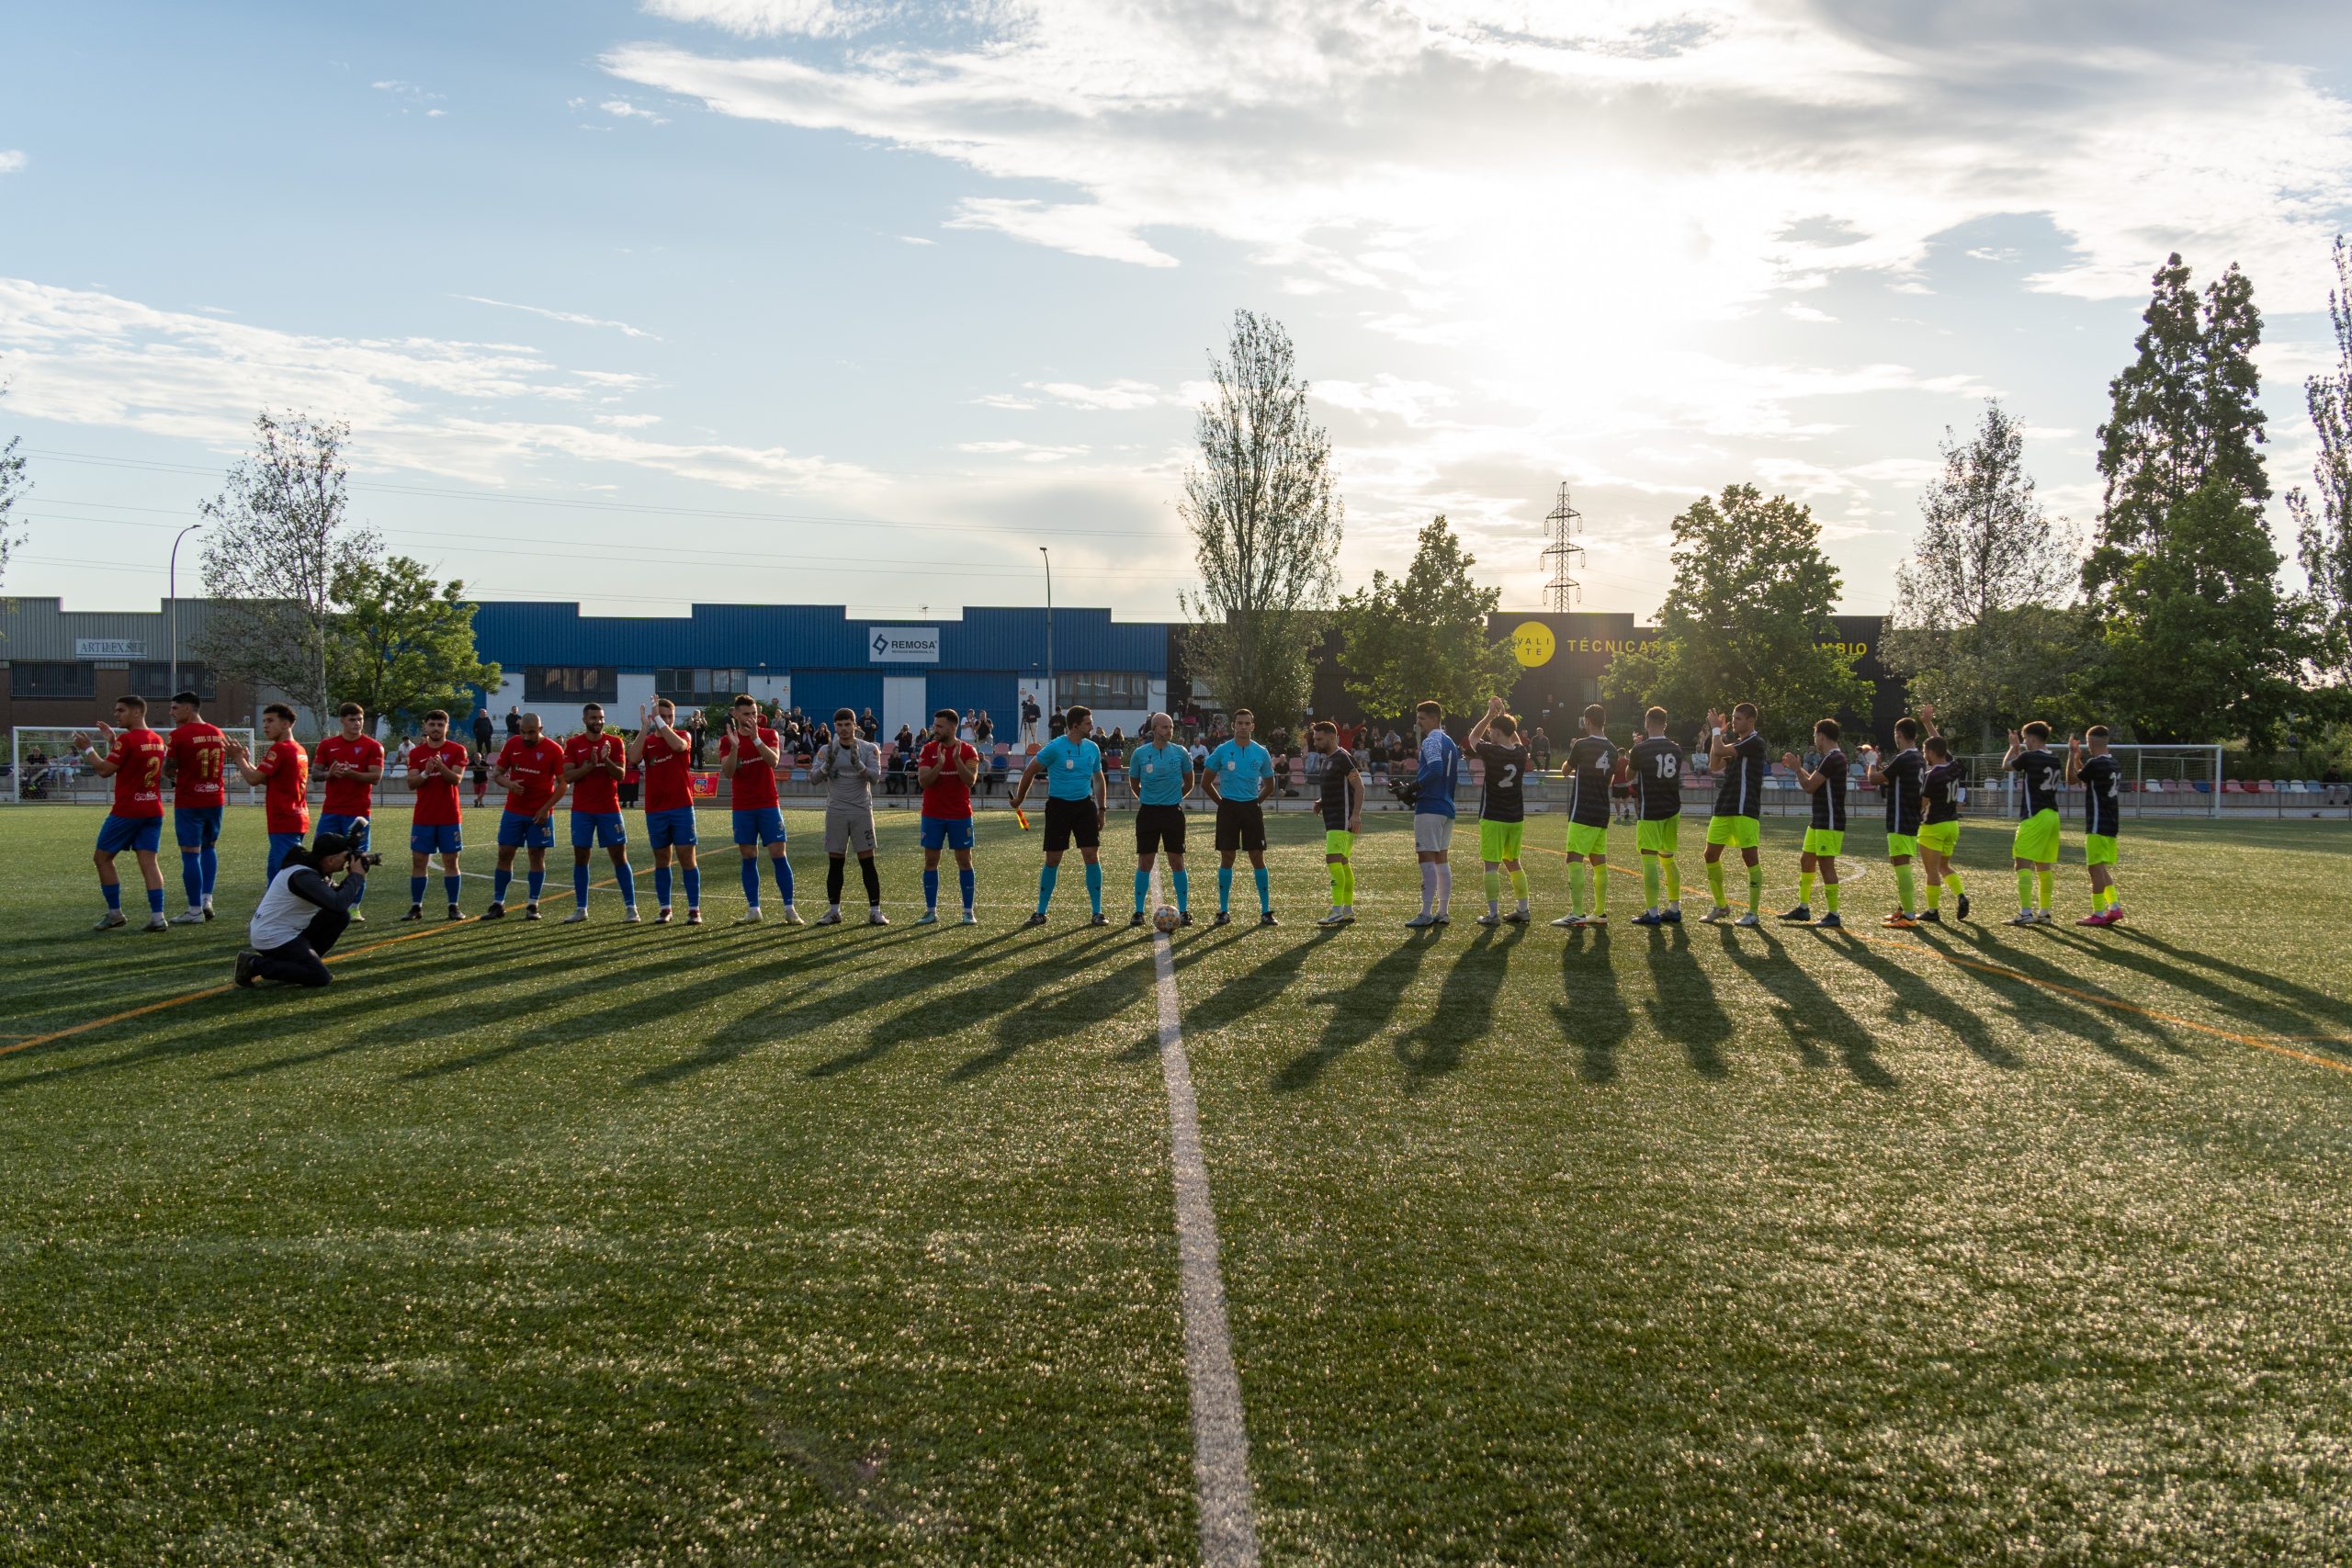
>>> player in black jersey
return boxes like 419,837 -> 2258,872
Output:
1778,717 -> 1849,929
1312,721 -> 1364,925
2068,725 -> 2125,926
1465,698 -> 1532,925
1627,705 -> 1685,925
2003,719 -> 2064,924
1865,705 -> 1938,927
1702,703 -> 1769,925
1555,704 -> 1617,928
1914,736 -> 1967,922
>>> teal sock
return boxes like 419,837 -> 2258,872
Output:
1084,861 -> 1102,915
1217,866 -> 1234,912
1172,868 -> 1189,913
1253,865 -> 1270,912
1037,862 -> 1058,913
1134,868 -> 1150,913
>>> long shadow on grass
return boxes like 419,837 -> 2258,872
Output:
1394,920 -> 1521,1081
1168,927 -> 1327,1035
797,928 -> 1045,1079
1637,923 -> 1733,1078
1273,930 -> 1440,1090
1915,926 -> 2184,1074
1818,930 -> 2019,1070
1553,926 -> 1631,1083
949,945 -> 1160,1080
1715,926 -> 1897,1088
2053,928 -> 2352,1052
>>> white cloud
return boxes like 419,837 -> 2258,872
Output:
371,79 -> 446,115
453,294 -> 662,341
1317,375 -> 1457,424
0,150 -> 27,175
944,198 -> 1177,269
594,412 -> 664,428
600,98 -> 670,124
1782,301 -> 1837,323
956,439 -> 1091,462
899,234 -> 936,245
641,0 -> 880,38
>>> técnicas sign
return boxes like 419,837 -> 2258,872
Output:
867,626 -> 941,663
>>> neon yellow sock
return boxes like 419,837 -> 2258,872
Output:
2037,869 -> 2053,909
1338,863 -> 1353,906
1747,863 -> 1763,913
1592,863 -> 1608,914
1642,856 -> 1660,908
1568,862 -> 1587,915
1945,869 -> 1965,897
2016,867 -> 2035,909
1894,863 -> 1916,914
1484,869 -> 1501,907
1706,860 -> 1725,906
1509,867 -> 1528,902
1824,882 -> 1840,913
1799,868 -> 1816,905
1663,856 -> 1680,903
1925,878 -> 1942,910
1330,863 -> 1346,907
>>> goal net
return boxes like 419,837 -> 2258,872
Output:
6,726 -> 260,807
1952,743 -> 2222,820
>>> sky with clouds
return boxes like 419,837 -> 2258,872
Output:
3,0 -> 2349,623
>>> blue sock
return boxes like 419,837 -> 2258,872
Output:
615,862 -> 636,908
958,866 -> 974,912
526,868 -> 545,904
923,867 -> 940,910
741,856 -> 762,908
1173,868 -> 1189,914
443,874 -> 461,908
1218,866 -> 1234,912
655,863 -> 673,909
1085,861 -> 1102,915
493,867 -> 513,905
181,853 -> 203,908
199,843 -> 218,898
1037,862 -> 1058,913
683,865 -> 701,909
103,881 -> 122,912
771,853 -> 793,905
147,886 -> 165,916
573,863 -> 591,911
1254,865 -> 1271,912
1134,868 -> 1151,913
410,874 -> 428,907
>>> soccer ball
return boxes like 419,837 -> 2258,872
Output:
1152,904 -> 1182,933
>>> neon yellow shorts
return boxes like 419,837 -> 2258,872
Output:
1565,821 -> 1609,856
1917,820 -> 1960,856
1704,814 -> 1759,849
2084,832 -> 2117,866
2011,808 -> 2060,863
1478,819 -> 1524,863
1801,828 -> 1845,857
1324,829 -> 1355,859
1635,818 -> 1680,855
1885,832 -> 1917,859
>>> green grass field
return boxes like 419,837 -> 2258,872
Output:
5,802 -> 2350,1565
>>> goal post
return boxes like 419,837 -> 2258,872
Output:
6,726 -> 259,807
1954,743 -> 2222,820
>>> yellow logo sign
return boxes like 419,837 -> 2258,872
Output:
1511,621 -> 1556,668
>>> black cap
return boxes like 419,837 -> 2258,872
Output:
311,832 -> 353,858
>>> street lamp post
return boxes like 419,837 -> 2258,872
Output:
1039,547 -> 1054,721
167,523 -> 203,701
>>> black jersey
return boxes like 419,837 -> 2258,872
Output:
1629,736 -> 1683,819
1318,747 -> 1358,830
1713,729 -> 1768,818
1474,739 -> 1528,824
2011,748 -> 2062,818
1810,749 -> 1849,831
1564,734 -> 1617,827
1882,747 -> 1925,835
2078,752 -> 2120,838
1923,760 -> 1964,825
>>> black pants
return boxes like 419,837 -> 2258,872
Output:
255,905 -> 352,987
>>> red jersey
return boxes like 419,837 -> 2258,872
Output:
919,738 -> 977,819
496,735 -> 567,817
258,738 -> 310,835
565,730 -> 626,815
107,727 -> 168,818
315,732 -> 385,817
639,727 -> 694,813
165,721 -> 228,808
406,739 -> 469,828
719,727 -> 781,810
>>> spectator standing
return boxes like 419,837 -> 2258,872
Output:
504,705 -> 522,739
473,706 -> 496,755
687,709 -> 707,767
974,711 -> 994,746
1021,692 -> 1042,744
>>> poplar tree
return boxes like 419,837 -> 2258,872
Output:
2288,235 -> 2352,685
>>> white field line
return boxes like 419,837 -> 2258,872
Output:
1149,868 -> 1261,1567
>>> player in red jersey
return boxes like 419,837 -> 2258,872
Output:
74,694 -> 171,931
718,694 -> 798,924
313,702 -> 386,921
164,689 -> 228,923
484,711 -> 568,920
402,708 -> 472,921
229,703 -> 311,882
915,706 -> 980,924
629,695 -> 702,924
560,702 -> 638,923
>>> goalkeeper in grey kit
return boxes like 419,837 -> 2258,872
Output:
810,706 -> 888,925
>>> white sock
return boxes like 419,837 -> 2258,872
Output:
1436,863 -> 1451,914
1419,862 -> 1436,915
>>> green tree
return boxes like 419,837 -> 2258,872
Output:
325,554 -> 501,729
0,375 -> 26,595
2086,254 -> 2269,603
1336,514 -> 1518,721
2094,480 -> 2302,744
1895,603 -> 2105,741
2288,234 -> 2352,685
1600,484 -> 1868,744
1177,309 -> 1342,721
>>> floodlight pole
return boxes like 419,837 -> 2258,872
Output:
167,523 -> 203,699
1040,546 -> 1055,719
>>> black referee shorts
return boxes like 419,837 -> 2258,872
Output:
1135,803 -> 1187,857
1214,799 -> 1267,853
1043,795 -> 1101,852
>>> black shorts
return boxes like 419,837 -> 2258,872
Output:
1135,803 -> 1187,857
1214,799 -> 1267,854
1043,795 -> 1100,852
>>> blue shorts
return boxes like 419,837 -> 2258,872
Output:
174,806 -> 223,852
411,821 -> 464,856
571,810 -> 626,850
96,814 -> 163,855
267,832 -> 304,878
318,813 -> 371,852
646,807 -> 698,850
497,811 -> 555,851
732,806 -> 786,847
920,815 -> 975,852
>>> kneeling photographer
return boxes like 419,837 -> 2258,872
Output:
233,829 -> 379,989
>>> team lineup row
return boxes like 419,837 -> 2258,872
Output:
66,687 -> 2131,974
